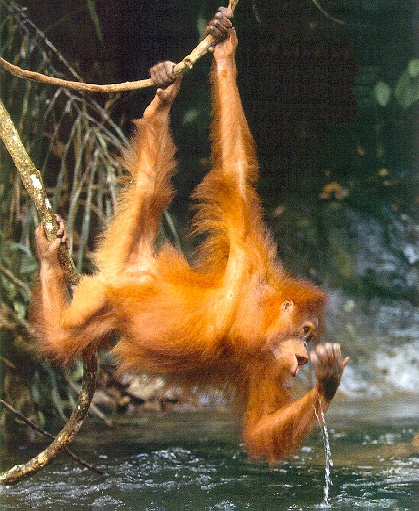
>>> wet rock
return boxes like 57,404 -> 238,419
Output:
126,375 -> 165,402
92,389 -> 116,410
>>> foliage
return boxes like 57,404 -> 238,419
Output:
374,58 -> 419,109
0,0 -> 128,423
86,0 -> 103,43
1,1 -> 129,275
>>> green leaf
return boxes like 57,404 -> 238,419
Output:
407,59 -> 419,78
374,81 -> 391,107
395,69 -> 419,109
86,0 -> 103,43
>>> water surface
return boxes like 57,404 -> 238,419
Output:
1,398 -> 418,510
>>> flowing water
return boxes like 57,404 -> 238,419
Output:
314,404 -> 333,506
1,398 -> 418,510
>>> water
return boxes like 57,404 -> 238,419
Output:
314,404 -> 333,506
1,398 -> 418,510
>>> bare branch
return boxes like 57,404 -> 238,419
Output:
310,0 -> 346,26
64,372 -> 114,428
0,0 -> 240,94
0,355 -> 98,484
0,399 -> 104,475
0,57 -> 154,93
0,99 -> 95,485
0,99 -> 80,287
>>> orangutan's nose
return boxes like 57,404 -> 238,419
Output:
296,354 -> 308,366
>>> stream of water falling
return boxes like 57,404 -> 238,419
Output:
315,404 -> 334,507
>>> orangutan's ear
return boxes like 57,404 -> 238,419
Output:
281,299 -> 294,312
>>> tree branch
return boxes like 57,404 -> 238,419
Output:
0,99 -> 95,484
0,0 -> 240,94
0,399 -> 104,476
0,57 -> 154,93
0,355 -> 98,485
0,99 -> 79,287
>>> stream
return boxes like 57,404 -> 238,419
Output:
1,398 -> 418,510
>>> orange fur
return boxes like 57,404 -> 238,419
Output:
31,28 -> 347,464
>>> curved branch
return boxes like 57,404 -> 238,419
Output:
0,100 -> 95,484
0,355 -> 98,485
0,399 -> 103,475
0,0 -> 240,94
310,0 -> 345,25
0,58 -> 154,93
